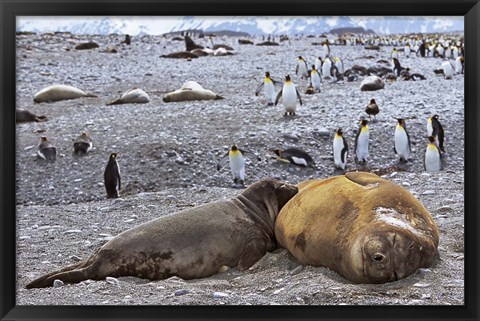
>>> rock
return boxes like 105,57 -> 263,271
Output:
174,289 -> 189,296
106,277 -> 119,285
213,291 -> 229,298
53,279 -> 64,288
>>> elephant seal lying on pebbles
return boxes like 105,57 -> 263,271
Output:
162,81 -> 224,102
106,88 -> 150,105
275,172 -> 439,284
26,178 -> 298,288
16,109 -> 48,123
33,84 -> 97,103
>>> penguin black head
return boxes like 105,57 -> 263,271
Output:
360,119 -> 369,126
110,152 -> 117,160
370,99 -> 376,104
311,64 -> 316,70
272,149 -> 282,156
298,56 -> 303,60
336,128 -> 343,135
432,114 -> 440,120
396,118 -> 406,127
285,75 -> 291,82
428,136 -> 436,144
231,144 -> 238,151
265,71 -> 270,78
40,136 -> 48,143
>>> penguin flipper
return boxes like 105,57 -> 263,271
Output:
295,89 -> 303,106
274,90 -> 282,106
255,82 -> 264,96
295,64 -> 299,75
216,153 -> 229,170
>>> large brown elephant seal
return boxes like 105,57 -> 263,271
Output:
162,81 -> 224,102
34,84 -> 97,103
16,108 -> 48,123
26,178 -> 298,288
275,172 -> 439,284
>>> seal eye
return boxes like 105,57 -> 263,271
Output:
372,253 -> 385,262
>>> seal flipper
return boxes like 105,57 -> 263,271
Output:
345,171 -> 382,186
237,238 -> 269,271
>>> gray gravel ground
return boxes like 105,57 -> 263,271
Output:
15,32 -> 464,305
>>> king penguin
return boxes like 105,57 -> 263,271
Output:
404,43 -> 411,58
441,61 -> 454,79
314,56 -> 323,72
354,119 -> 370,165
394,118 -> 411,163
37,136 -> 57,162
275,75 -> 303,116
321,57 -> 333,80
455,56 -> 464,74
424,136 -> 443,172
427,114 -> 445,152
391,47 -> 399,59
296,56 -> 309,79
272,147 -> 315,167
104,152 -> 121,198
333,128 -> 348,171
310,65 -> 321,92
255,71 -> 280,106
217,144 -> 254,187
73,132 -> 93,156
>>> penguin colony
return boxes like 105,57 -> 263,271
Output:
18,31 -> 462,200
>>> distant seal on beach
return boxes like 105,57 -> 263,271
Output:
106,88 -> 150,105
162,81 -> 224,102
16,109 -> 48,123
33,84 -> 97,103
75,42 -> 99,50
25,178 -> 298,288
360,76 -> 385,91
275,172 -> 439,284
160,51 -> 199,59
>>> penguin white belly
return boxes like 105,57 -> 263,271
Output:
315,58 -> 322,71
299,64 -> 308,78
425,148 -> 442,172
356,134 -> 369,161
311,73 -> 321,91
264,82 -> 276,104
395,129 -> 410,160
291,156 -> 308,167
405,47 -> 410,57
322,61 -> 332,79
333,137 -> 346,169
230,156 -> 245,180
427,121 -> 433,137
442,61 -> 454,79
282,85 -> 297,113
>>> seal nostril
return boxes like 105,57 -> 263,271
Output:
372,253 -> 384,262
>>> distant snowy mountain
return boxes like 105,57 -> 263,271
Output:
16,16 -> 464,36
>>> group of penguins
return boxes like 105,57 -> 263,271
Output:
212,111 -> 446,188
35,38 -> 455,198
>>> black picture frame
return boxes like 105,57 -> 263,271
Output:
2,0 -> 479,320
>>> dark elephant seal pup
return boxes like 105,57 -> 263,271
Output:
16,109 -> 48,123
275,172 -> 439,284
26,178 -> 298,288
